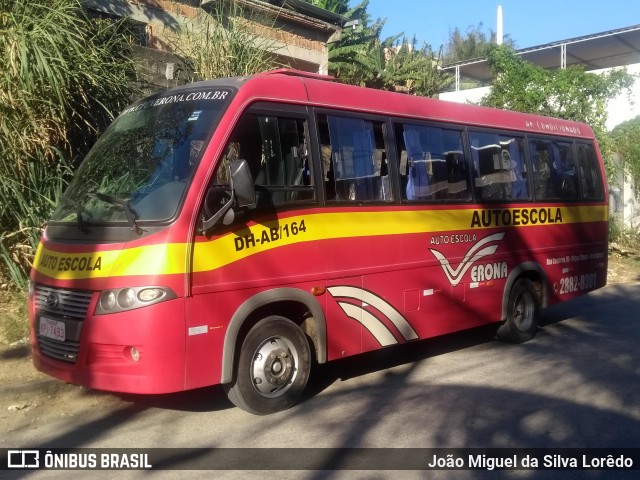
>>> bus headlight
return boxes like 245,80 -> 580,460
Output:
96,286 -> 177,315
118,288 -> 136,308
101,291 -> 117,311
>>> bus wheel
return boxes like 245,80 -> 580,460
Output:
225,316 -> 311,415
497,278 -> 539,343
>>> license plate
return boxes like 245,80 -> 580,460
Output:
39,317 -> 65,341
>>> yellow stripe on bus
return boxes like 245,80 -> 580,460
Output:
33,205 -> 607,280
33,243 -> 188,280
191,205 -> 608,272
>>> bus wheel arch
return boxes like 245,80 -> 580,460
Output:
220,288 -> 326,387
498,263 -> 546,343
224,315 -> 312,415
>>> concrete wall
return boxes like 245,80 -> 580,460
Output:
602,63 -> 640,130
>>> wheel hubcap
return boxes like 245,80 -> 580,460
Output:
251,337 -> 298,397
514,292 -> 533,331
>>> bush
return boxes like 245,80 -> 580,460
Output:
609,216 -> 622,244
0,0 -> 138,289
0,153 -> 73,289
166,1 -> 280,81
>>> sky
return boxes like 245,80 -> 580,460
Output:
354,0 -> 640,50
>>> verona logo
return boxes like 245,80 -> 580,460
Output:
429,232 -> 506,287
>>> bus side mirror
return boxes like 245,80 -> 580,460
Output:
229,159 -> 256,208
200,159 -> 256,233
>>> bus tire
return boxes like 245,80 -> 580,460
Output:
224,315 -> 311,415
497,278 -> 539,343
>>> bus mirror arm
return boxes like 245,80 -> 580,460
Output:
200,159 -> 256,234
200,192 -> 235,233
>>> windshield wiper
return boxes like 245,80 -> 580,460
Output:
60,197 -> 88,233
87,192 -> 143,235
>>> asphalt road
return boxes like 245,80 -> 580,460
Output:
3,282 -> 640,479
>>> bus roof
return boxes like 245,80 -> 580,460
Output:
161,69 -> 596,139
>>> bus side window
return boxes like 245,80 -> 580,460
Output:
554,142 -> 579,199
256,116 -> 313,204
470,131 -> 528,202
530,141 -> 551,200
529,138 -> 578,201
577,142 -> 604,200
206,113 -> 315,217
395,123 -> 469,201
318,114 -> 391,202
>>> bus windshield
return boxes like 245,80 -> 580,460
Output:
51,88 -> 233,227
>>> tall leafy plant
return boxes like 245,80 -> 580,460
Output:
0,154 -> 73,289
311,0 -> 452,96
355,35 -> 452,96
443,23 -> 516,64
0,0 -> 138,288
166,1 -> 280,81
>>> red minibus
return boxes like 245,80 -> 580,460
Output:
29,69 -> 608,414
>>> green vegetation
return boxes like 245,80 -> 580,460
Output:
610,215 -> 640,248
611,116 -> 640,201
0,0 -> 138,289
165,1 -> 279,81
480,45 -> 635,179
0,290 -> 29,344
608,216 -> 640,282
443,23 -> 516,64
309,0 -> 452,96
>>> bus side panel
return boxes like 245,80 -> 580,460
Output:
361,267 -> 467,352
186,204 -> 607,387
183,291 -> 225,390
324,276 -> 366,360
534,220 -> 609,305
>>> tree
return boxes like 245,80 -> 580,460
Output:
305,0 -> 350,15
480,45 -> 634,177
0,0 -> 138,288
355,35 -> 452,96
308,0 -> 451,96
611,116 -> 640,200
443,23 -> 516,64
317,0 -> 383,85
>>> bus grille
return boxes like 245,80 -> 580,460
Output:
34,285 -> 93,364
37,336 -> 82,363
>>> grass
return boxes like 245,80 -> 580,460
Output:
0,290 -> 29,345
621,254 -> 640,271
609,247 -> 640,281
